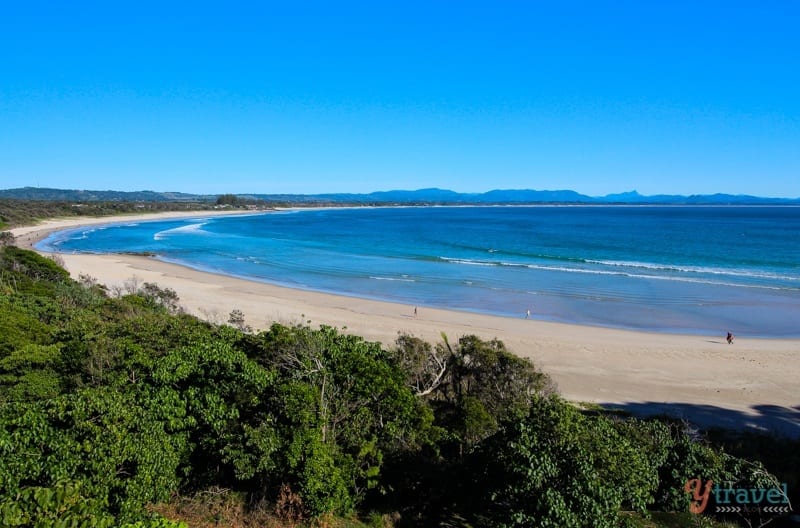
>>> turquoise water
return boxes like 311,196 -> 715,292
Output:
38,206 -> 800,337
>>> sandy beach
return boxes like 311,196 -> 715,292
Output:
10,211 -> 800,437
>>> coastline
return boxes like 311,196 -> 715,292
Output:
10,211 -> 800,437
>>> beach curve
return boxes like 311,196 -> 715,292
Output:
10,211 -> 800,437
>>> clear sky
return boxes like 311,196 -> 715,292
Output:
1,1 -> 798,197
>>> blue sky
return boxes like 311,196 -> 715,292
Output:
1,1 -> 798,197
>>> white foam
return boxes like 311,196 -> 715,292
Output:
438,255 -> 795,291
153,222 -> 208,241
439,256 -> 496,266
588,259 -> 799,282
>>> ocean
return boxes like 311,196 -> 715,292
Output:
38,206 -> 800,337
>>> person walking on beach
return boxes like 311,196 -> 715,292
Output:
726,331 -> 734,344
414,306 -> 417,318
525,309 -> 530,319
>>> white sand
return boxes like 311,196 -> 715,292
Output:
11,211 -> 800,436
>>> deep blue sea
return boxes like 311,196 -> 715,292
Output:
38,206 -> 800,337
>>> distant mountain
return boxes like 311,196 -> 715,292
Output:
479,189 -> 592,202
1,186 -> 798,205
602,190 -> 649,202
365,188 -> 472,202
250,188 -> 597,203
680,193 -> 800,204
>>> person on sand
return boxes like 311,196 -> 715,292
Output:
414,306 -> 417,317
726,331 -> 734,344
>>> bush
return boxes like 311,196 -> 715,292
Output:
473,397 -> 658,528
0,231 -> 15,247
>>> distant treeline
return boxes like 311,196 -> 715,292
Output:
0,199 -> 214,229
0,244 -> 796,527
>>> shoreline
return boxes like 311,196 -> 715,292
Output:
10,211 -> 800,437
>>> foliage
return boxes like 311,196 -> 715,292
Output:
393,333 -> 557,455
0,296 -> 54,357
0,198 -> 215,229
0,246 -> 784,527
1,246 -> 70,283
472,397 -> 657,528
245,323 -> 433,516
149,339 -> 277,489
0,388 -> 186,523
214,194 -> 269,207
0,344 -> 62,403
0,231 -> 14,247
216,194 -> 241,206
0,480 -> 117,528
138,282 -> 182,314
228,308 -> 251,332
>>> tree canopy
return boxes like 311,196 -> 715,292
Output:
0,245 -> 792,527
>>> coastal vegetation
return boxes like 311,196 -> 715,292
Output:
214,194 -> 269,208
0,197 -> 271,230
0,244 -> 795,527
0,199 -> 212,230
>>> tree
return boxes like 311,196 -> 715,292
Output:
395,334 -> 556,454
0,231 -> 14,247
149,340 -> 277,488
139,282 -> 182,314
227,309 -> 251,332
215,194 -> 241,206
473,397 -> 657,528
247,324 -> 433,516
392,333 -> 448,397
